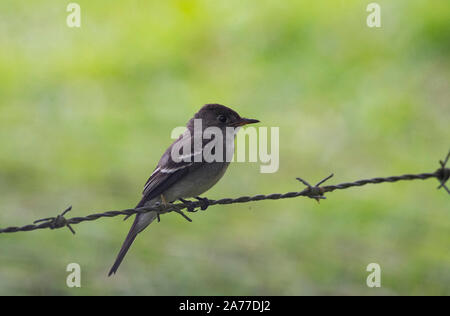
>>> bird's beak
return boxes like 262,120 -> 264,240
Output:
232,118 -> 260,127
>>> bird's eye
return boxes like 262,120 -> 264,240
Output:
217,115 -> 227,123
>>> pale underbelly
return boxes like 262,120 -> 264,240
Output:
164,161 -> 230,201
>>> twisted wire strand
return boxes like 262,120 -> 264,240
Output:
321,172 -> 438,193
0,150 -> 448,235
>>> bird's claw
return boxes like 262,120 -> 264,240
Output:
195,196 -> 211,211
179,198 -> 198,213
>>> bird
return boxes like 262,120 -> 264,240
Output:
108,104 -> 259,276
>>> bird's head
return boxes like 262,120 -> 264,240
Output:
192,103 -> 259,129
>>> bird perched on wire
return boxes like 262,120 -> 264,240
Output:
108,104 -> 259,276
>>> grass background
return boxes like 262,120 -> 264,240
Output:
0,0 -> 449,295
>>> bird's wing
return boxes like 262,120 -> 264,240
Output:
136,164 -> 190,207
136,131 -> 202,207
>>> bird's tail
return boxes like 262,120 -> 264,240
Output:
108,210 -> 157,276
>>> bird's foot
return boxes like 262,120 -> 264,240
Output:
195,196 -> 212,211
157,194 -> 173,222
179,198 -> 198,213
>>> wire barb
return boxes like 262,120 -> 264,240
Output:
33,206 -> 76,235
436,150 -> 450,194
296,174 -> 334,203
172,209 -> 193,222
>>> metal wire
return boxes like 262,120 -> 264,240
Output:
0,150 -> 448,235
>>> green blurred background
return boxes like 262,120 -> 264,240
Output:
0,0 -> 449,295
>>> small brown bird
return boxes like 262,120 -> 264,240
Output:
108,104 -> 259,276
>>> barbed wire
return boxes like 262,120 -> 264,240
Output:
0,150 -> 448,235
